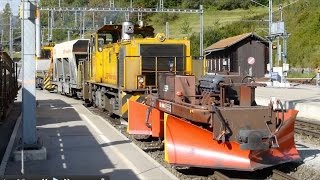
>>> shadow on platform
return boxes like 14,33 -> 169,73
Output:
286,96 -> 320,109
5,99 -> 139,180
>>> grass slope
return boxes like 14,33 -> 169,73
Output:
284,0 -> 320,68
148,0 -> 320,68
150,7 -> 266,39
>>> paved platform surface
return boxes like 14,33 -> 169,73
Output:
4,90 -> 177,180
255,86 -> 320,121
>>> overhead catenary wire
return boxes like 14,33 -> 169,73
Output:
40,0 -> 204,56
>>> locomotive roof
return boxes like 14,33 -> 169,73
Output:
96,24 -> 155,38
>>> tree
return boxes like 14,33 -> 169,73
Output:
0,3 -> 12,49
180,19 -> 191,35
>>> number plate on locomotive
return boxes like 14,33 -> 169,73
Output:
159,102 -> 172,112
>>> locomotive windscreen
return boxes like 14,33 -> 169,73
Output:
140,44 -> 185,86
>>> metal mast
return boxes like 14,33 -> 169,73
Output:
9,14 -> 13,57
36,4 -> 41,58
1,30 -> 3,45
268,0 -> 273,85
22,0 -> 37,146
200,5 -> 203,58
280,5 -> 287,65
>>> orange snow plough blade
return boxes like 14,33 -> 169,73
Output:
164,109 -> 300,171
127,100 -> 163,137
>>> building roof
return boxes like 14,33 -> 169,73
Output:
205,32 -> 267,52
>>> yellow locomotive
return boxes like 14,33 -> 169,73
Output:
52,22 -> 192,118
50,23 -> 301,171
85,22 -> 192,118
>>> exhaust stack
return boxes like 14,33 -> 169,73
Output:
122,22 -> 134,41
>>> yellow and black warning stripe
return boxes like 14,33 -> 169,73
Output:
43,76 -> 56,91
121,92 -> 145,119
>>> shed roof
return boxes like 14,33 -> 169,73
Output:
205,32 -> 267,52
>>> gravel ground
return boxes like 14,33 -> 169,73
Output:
87,107 -> 320,180
290,134 -> 320,180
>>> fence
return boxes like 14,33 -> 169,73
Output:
0,50 -> 18,120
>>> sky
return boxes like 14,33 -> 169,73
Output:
0,0 -> 20,15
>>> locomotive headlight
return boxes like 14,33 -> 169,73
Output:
169,60 -> 174,68
138,76 -> 144,83
137,75 -> 145,89
169,59 -> 174,72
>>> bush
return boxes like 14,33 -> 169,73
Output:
152,13 -> 178,25
180,19 -> 191,35
216,0 -> 251,10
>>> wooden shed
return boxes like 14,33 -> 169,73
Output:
204,32 -> 269,78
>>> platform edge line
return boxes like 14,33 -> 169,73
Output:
0,113 -> 22,175
79,105 -> 178,180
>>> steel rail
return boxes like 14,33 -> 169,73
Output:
272,170 -> 296,180
295,120 -> 320,138
212,171 -> 231,180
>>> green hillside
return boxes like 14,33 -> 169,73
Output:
149,7 -> 266,38
284,0 -> 320,68
36,0 -> 320,68
149,0 -> 320,68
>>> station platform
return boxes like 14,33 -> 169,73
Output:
255,85 -> 320,121
1,90 -> 177,179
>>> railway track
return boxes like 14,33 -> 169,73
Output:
271,170 -> 297,180
87,106 -> 306,180
210,170 -> 296,180
212,171 -> 231,180
87,104 -> 320,180
295,120 -> 320,138
286,78 -> 315,85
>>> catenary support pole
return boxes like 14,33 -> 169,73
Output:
22,0 -> 37,146
277,37 -> 280,67
74,11 -> 77,27
317,69 -> 320,87
268,0 -> 273,86
0,30 -> 3,45
166,22 -> 169,39
199,5 -> 203,59
82,11 -> 85,39
47,11 -> 50,41
92,12 -> 95,29
9,14 -> 13,57
67,30 -> 70,41
36,3 -> 41,58
50,10 -> 53,41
